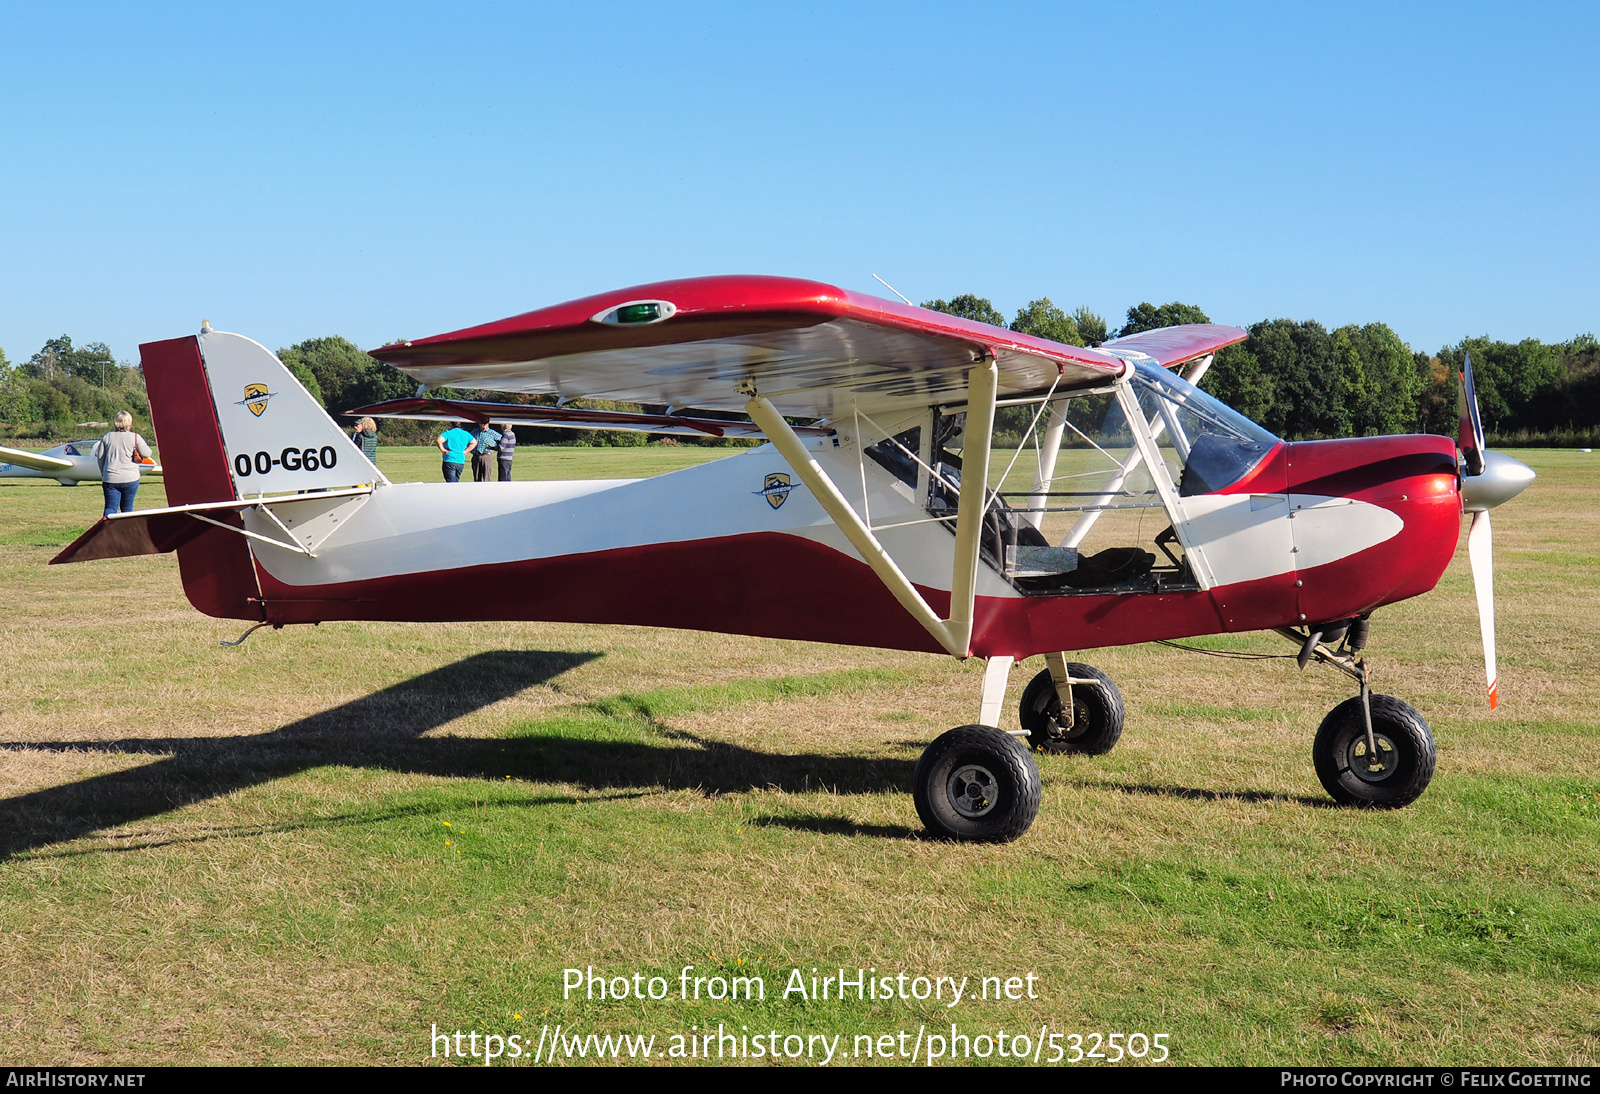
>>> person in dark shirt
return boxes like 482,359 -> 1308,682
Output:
496,423 -> 517,481
351,416 -> 379,466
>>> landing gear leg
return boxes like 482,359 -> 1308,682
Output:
1279,620 -> 1437,808
978,655 -> 1015,729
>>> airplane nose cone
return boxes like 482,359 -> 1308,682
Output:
1462,449 -> 1535,512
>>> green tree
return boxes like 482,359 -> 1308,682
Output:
1330,323 -> 1423,435
1117,301 -> 1210,338
1009,298 -> 1085,347
1204,343 -> 1275,424
1071,307 -> 1108,346
1415,353 -> 1456,436
1226,319 -> 1346,438
1552,333 -> 1600,432
24,336 -> 121,386
1436,337 -> 1563,433
920,294 -> 1007,328
279,335 -> 451,442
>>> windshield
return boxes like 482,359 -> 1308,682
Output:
1129,361 -> 1279,495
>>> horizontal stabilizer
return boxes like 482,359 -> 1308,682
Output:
52,510 -> 211,563
0,445 -> 75,473
346,397 -> 833,438
50,487 -> 374,565
1097,324 -> 1248,368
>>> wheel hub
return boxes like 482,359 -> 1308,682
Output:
947,764 -> 999,818
1042,697 -> 1090,741
1345,731 -> 1399,783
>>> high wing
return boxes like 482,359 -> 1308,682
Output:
1096,324 -> 1249,369
368,276 -> 1133,418
0,445 -> 75,473
343,396 -> 832,438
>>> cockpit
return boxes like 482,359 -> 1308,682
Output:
865,360 -> 1282,596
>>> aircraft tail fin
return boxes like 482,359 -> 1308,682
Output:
133,328 -> 382,621
141,334 -> 238,506
196,329 -> 387,495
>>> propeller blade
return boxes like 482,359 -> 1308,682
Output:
1457,351 -> 1487,476
1467,508 -> 1498,709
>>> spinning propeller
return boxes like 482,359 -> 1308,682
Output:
1456,352 -> 1536,709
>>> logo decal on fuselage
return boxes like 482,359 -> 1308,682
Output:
756,473 -> 794,509
239,383 -> 275,417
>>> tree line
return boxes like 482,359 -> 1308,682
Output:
3,305 -> 1595,446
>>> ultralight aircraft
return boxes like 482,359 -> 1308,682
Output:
52,276 -> 1535,841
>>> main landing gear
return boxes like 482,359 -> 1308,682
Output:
913,652 -> 1124,843
912,726 -> 1042,843
1280,618 -> 1436,808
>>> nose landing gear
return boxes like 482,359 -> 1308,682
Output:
1280,620 -> 1437,808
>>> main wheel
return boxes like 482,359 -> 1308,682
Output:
1312,694 -> 1436,808
1018,664 -> 1125,754
913,726 -> 1041,843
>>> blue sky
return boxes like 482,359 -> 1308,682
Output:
2,2 -> 1595,364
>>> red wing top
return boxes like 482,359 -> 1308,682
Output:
369,276 -> 1134,418
1097,324 -> 1248,368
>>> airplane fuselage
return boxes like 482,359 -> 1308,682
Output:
184,432 -> 1462,659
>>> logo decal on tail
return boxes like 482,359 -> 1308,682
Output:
756,473 -> 793,509
239,383 -> 275,417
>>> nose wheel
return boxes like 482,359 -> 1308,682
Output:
913,726 -> 1041,842
1312,694 -> 1435,807
1277,622 -> 1438,808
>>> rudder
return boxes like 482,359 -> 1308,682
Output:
140,334 -> 261,620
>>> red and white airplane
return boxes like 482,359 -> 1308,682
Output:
53,276 -> 1534,841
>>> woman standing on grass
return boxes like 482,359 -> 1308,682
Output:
94,411 -> 153,517
351,416 -> 379,466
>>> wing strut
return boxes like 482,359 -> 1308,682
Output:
743,358 -> 998,659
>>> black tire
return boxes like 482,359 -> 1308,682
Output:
913,726 -> 1041,843
1312,694 -> 1436,808
1017,664 -> 1125,755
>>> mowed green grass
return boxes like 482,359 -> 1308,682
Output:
0,447 -> 1596,1066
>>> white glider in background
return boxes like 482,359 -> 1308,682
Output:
0,440 -> 162,486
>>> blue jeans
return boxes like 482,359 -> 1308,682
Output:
102,480 -> 138,517
442,461 -> 464,483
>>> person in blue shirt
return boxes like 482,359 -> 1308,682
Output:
436,423 -> 477,483
471,424 -> 502,482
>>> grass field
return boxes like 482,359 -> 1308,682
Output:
0,445 -> 1596,1066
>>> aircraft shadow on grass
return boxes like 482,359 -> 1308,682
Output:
0,649 -> 921,858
